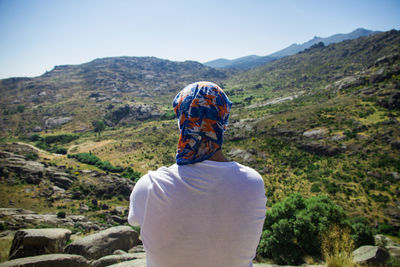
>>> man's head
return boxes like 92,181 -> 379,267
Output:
173,81 -> 232,165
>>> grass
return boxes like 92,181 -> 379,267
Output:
0,236 -> 13,263
321,225 -> 359,267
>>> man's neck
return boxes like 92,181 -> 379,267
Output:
209,150 -> 230,162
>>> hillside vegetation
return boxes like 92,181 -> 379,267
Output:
0,30 -> 399,263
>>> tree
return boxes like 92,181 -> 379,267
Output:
257,194 -> 347,265
92,120 -> 106,136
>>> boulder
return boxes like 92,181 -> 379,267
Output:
107,259 -> 146,267
113,250 -> 127,255
8,228 -> 71,260
0,254 -> 88,267
300,142 -> 341,156
48,174 -> 74,189
303,128 -> 328,139
353,245 -> 390,266
45,117 -> 73,129
374,234 -> 397,247
228,149 -> 256,164
110,215 -> 126,224
64,226 -> 139,260
335,76 -> 366,90
387,246 -> 400,258
91,253 -> 141,267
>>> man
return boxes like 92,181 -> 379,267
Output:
128,81 -> 266,267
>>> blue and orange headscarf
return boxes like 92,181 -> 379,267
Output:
173,81 -> 232,165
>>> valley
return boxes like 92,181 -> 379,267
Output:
0,29 -> 399,265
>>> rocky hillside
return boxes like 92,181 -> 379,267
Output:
0,29 -> 400,265
221,30 -> 400,227
0,57 -> 229,136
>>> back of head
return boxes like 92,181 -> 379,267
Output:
173,81 -> 232,165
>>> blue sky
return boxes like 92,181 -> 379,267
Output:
0,0 -> 399,79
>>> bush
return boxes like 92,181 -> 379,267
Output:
43,134 -> 78,144
122,167 -> 142,182
377,223 -> 397,236
29,134 -> 42,142
68,153 -> 101,165
348,217 -> 375,247
24,152 -> 39,161
257,194 -> 347,265
52,147 -> 67,154
311,183 -> 321,192
68,153 -> 124,173
57,211 -> 66,218
96,160 -> 124,173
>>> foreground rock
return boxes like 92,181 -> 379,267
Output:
91,253 -> 142,267
374,234 -> 398,247
9,228 -> 71,260
353,245 -> 390,266
107,258 -> 146,267
64,226 -> 139,260
387,246 -> 400,258
0,254 -> 88,267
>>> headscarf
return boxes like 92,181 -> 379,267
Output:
173,81 -> 232,165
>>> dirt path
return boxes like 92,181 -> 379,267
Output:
16,142 -> 63,159
67,139 -> 114,154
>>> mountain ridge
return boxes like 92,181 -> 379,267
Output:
204,28 -> 380,69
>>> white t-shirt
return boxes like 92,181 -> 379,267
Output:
128,160 -> 267,267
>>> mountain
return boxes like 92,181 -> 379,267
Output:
204,28 -> 380,69
0,29 -> 399,253
268,27 -> 380,58
205,55 -> 277,70
0,56 -> 229,136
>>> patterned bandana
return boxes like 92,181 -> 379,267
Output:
173,81 -> 232,165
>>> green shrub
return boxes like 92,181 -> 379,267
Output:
57,211 -> 66,218
311,183 -> 321,192
377,223 -> 397,236
68,153 -> 124,173
96,160 -> 124,173
29,134 -> 42,142
16,105 -> 25,113
348,217 -> 375,247
68,153 -> 101,165
257,194 -> 347,265
122,167 -> 142,182
43,134 -> 78,144
52,147 -> 67,154
24,152 -> 39,161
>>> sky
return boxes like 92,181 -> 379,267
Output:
0,0 -> 399,79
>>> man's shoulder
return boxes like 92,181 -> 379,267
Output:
234,162 -> 262,179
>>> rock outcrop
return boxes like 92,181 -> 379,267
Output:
0,254 -> 88,267
8,228 -> 71,260
64,226 -> 139,260
0,151 -> 45,184
0,149 -> 76,189
0,208 -> 100,232
44,117 -> 73,129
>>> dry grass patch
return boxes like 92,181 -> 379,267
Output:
0,236 -> 13,263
